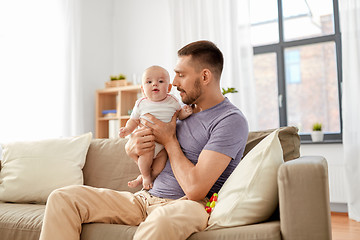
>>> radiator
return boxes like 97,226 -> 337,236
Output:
328,165 -> 347,203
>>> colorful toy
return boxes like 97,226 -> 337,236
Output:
205,193 -> 218,213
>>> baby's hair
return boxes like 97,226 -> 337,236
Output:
142,65 -> 170,83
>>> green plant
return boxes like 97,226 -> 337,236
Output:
118,74 -> 126,80
312,122 -> 322,131
222,87 -> 238,95
110,74 -> 127,81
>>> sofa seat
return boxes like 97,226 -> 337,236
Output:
0,203 -> 45,240
81,220 -> 281,240
0,203 -> 280,240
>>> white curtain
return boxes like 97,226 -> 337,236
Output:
169,0 -> 257,129
340,0 -> 360,221
60,0 -> 86,136
0,0 -> 66,142
0,0 -> 84,147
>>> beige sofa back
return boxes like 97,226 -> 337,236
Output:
82,138 -> 142,193
82,126 -> 300,194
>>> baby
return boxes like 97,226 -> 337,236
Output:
119,65 -> 192,190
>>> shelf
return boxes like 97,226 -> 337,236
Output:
95,85 -> 141,138
97,85 -> 141,93
98,115 -> 131,121
99,117 -> 118,121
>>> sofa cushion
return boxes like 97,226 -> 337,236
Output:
190,221 -> 280,240
81,223 -> 138,240
207,130 -> 284,230
0,133 -> 92,203
244,126 -> 300,161
0,203 -> 44,240
83,138 -> 142,193
79,220 -> 281,240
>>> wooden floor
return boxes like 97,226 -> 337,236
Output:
331,212 -> 360,240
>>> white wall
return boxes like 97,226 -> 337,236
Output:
112,0 -> 174,82
79,0 -> 114,133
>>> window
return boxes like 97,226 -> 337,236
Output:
285,50 -> 301,84
250,0 -> 342,142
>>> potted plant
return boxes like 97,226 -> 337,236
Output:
106,74 -> 130,88
311,122 -> 323,142
110,74 -> 126,81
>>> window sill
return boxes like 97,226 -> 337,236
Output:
301,139 -> 343,144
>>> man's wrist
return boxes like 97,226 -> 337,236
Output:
164,135 -> 179,152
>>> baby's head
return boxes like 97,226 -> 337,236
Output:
141,65 -> 172,102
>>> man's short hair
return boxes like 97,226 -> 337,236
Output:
177,40 -> 224,79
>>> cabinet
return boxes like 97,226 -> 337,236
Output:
95,85 -> 142,138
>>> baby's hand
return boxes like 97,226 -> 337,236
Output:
182,105 -> 193,114
178,105 -> 193,120
118,127 -> 130,138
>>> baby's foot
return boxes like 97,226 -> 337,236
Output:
142,176 -> 153,190
128,175 -> 143,188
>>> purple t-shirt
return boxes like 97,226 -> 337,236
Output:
148,98 -> 248,199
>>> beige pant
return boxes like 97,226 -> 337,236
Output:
39,185 -> 209,240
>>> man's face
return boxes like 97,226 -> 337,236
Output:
173,56 -> 203,105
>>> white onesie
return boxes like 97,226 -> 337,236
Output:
130,94 -> 181,156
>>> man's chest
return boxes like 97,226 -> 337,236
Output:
176,117 -> 211,162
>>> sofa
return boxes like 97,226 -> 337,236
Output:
0,127 -> 332,240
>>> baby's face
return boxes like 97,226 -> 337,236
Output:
142,67 -> 171,102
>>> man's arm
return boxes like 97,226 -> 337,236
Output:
142,113 -> 231,201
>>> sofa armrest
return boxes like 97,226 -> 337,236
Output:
278,156 -> 332,240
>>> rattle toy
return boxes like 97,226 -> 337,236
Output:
205,193 -> 218,213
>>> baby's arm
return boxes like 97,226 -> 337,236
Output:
119,118 -> 140,138
178,105 -> 193,120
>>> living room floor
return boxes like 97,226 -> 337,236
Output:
331,212 -> 360,240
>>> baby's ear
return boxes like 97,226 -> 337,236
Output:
168,84 -> 172,93
141,85 -> 146,97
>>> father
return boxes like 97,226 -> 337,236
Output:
39,40 -> 248,240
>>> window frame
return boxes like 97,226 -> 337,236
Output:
252,0 -> 343,143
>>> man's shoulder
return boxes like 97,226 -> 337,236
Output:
209,100 -> 249,136
213,99 -> 247,122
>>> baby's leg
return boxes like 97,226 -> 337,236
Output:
135,151 -> 154,190
151,149 -> 168,180
128,144 -> 165,189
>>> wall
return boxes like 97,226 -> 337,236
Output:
79,0 -> 114,133
112,0 -> 174,83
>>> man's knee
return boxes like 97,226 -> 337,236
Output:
47,185 -> 84,203
149,212 -> 171,226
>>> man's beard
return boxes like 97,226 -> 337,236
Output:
180,77 -> 202,105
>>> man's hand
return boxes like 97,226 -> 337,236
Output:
141,111 -> 179,147
125,125 -> 155,160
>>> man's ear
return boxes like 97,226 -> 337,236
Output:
168,83 -> 172,93
201,69 -> 211,85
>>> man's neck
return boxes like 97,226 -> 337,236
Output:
192,93 -> 225,113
